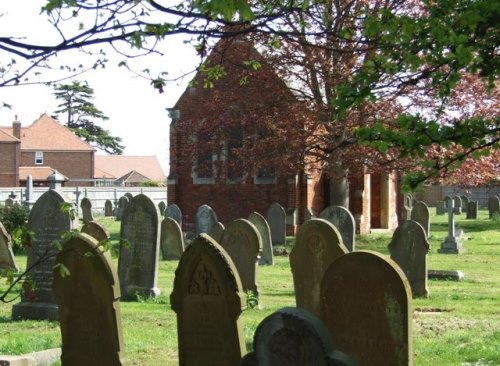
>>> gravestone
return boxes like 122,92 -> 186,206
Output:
0,222 -> 18,271
80,197 -> 94,224
12,189 -> 78,320
466,201 -> 478,220
388,220 -> 430,297
436,201 -> 446,215
4,197 -> 15,210
220,219 -> 262,297
165,203 -> 182,226
319,205 -> 356,251
488,196 -> 500,219
248,212 -> 274,266
53,233 -> 123,365
321,250 -> 413,366
118,194 -> 161,300
104,199 -> 114,217
461,195 -> 470,207
439,198 -> 464,254
25,174 -> 35,210
304,208 -> 316,221
81,221 -> 110,243
207,221 -> 225,243
266,203 -> 286,245
160,217 -> 184,260
170,234 -> 247,366
403,194 -> 413,220
453,196 -> 462,214
410,201 -> 430,238
124,192 -> 133,200
241,307 -> 356,366
195,204 -> 218,234
115,196 -> 129,221
290,219 -> 348,319
158,201 -> 166,216
443,195 -> 452,209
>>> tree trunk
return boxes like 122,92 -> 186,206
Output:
329,162 -> 349,208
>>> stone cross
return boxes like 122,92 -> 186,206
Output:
438,199 -> 464,254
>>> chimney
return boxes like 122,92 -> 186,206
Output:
13,115 -> 21,139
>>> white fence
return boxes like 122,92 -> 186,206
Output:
0,187 -> 167,215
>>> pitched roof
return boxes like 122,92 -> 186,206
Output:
94,155 -> 166,182
0,129 -> 19,142
117,170 -> 151,184
19,166 -> 68,181
4,114 -> 94,151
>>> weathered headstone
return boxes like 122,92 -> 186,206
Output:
158,201 -> 166,216
124,192 -> 133,200
53,233 -> 123,365
388,220 -> 430,297
220,219 -> 262,297
81,221 -> 110,243
410,201 -> 430,238
436,201 -> 446,215
195,204 -> 218,234
207,221 -> 225,243
453,195 -> 462,214
104,199 -> 114,217
266,203 -> 286,245
321,250 -> 413,366
488,195 -> 500,219
0,222 -> 18,271
170,234 -> 247,366
443,195 -> 452,209
115,196 -> 129,222
403,194 -> 413,220
438,199 -> 464,254
4,197 -> 15,210
118,194 -> 161,300
24,174 -> 35,210
319,205 -> 356,251
160,217 -> 184,260
12,189 -> 78,320
290,218 -> 348,319
248,212 -> 274,266
165,203 -> 182,226
461,195 -> 470,207
466,201 -> 478,220
241,307 -> 356,366
80,197 -> 94,224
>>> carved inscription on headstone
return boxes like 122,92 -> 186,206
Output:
195,204 -> 217,234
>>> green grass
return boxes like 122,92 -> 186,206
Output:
1,210 -> 499,365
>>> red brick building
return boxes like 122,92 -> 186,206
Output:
168,39 -> 399,234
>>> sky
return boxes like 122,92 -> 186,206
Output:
0,2 -> 201,174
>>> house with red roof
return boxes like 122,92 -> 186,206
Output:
94,155 -> 166,186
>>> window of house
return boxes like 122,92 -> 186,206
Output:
254,166 -> 277,184
191,135 -> 216,184
35,151 -> 43,165
225,127 -> 245,183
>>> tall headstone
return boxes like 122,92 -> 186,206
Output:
81,221 -> 110,243
241,307 -> 356,366
24,175 -> 35,210
488,196 -> 500,219
410,201 -> 430,238
124,192 -> 133,200
466,201 -> 478,220
319,205 -> 356,251
158,201 -> 166,216
12,189 -> 77,320
0,222 -> 18,271
53,233 -> 123,366
165,203 -> 182,227
443,195 -> 452,209
118,194 -> 161,299
248,212 -> 274,266
403,194 -> 413,220
207,221 -> 225,243
290,219 -> 348,319
220,219 -> 262,297
266,203 -> 286,245
195,204 -> 218,234
453,195 -> 462,214
321,250 -> 413,366
438,199 -> 464,254
80,197 -> 94,224
160,217 -> 184,260
170,234 -> 247,366
104,199 -> 114,217
115,196 -> 129,222
388,220 -> 430,297
461,195 -> 470,207
435,201 -> 446,215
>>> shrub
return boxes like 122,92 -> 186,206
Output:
0,205 -> 29,253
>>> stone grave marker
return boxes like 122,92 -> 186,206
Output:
207,221 -> 225,243
115,196 -> 129,221
118,194 -> 161,300
436,201 -> 446,215
461,195 -> 470,207
4,197 -> 15,210
220,219 -> 262,297
438,199 -> 464,254
160,217 -> 184,260
466,201 -> 478,220
410,201 -> 430,238
403,194 -> 413,220
81,221 -> 110,244
170,234 -> 247,366
0,222 -> 18,271
248,212 -> 274,266
266,203 -> 286,245
453,195 -> 462,214
304,208 -> 316,221
240,307 -> 356,366
104,199 -> 114,217
158,201 -> 166,216
124,192 -> 133,200
12,189 -> 78,320
80,197 -> 94,224
195,204 -> 218,234
443,195 -> 452,210
488,196 -> 500,219
53,233 -> 123,365
290,218 -> 348,319
165,203 -> 182,226
321,250 -> 413,366
388,220 -> 430,297
319,205 -> 356,251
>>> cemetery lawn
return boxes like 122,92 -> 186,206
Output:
1,210 -> 499,365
